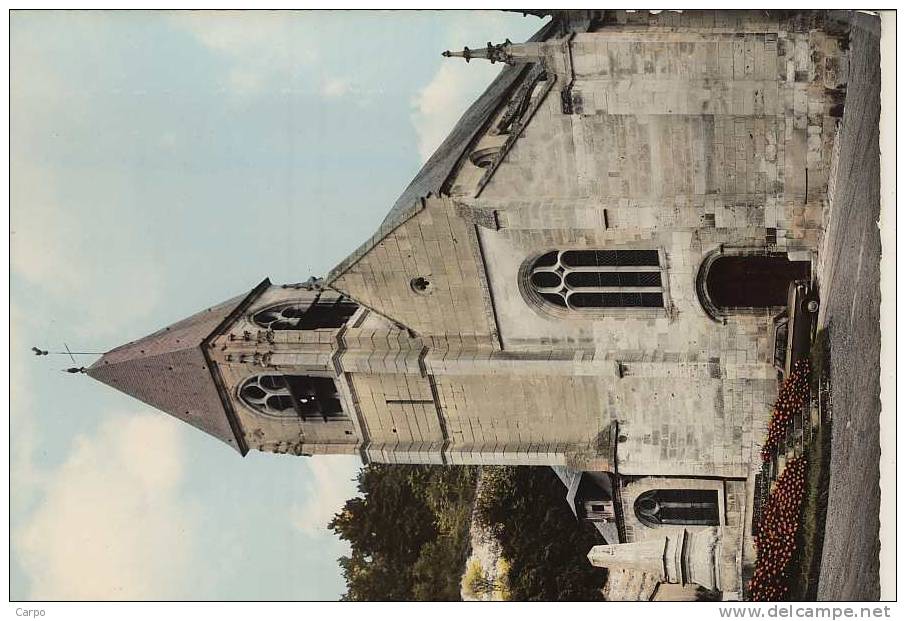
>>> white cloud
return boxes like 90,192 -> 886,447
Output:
169,13 -> 376,104
9,304 -> 44,513
291,456 -> 361,537
321,77 -> 352,99
169,11 -> 320,99
411,61 -> 504,162
9,306 -> 196,601
14,414 -> 200,600
409,10 -> 539,162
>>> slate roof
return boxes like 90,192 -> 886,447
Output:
86,279 -> 270,454
551,467 -> 619,543
551,465 -> 583,517
327,19 -> 556,284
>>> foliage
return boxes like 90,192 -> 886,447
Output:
808,328 -> 830,393
474,466 -> 607,601
787,420 -> 832,600
461,559 -> 499,598
331,464 -> 607,601
783,333 -> 831,599
329,464 -> 478,601
495,557 -> 512,600
762,359 -> 811,461
748,456 -> 808,601
695,587 -> 723,601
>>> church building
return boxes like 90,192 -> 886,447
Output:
85,10 -> 848,597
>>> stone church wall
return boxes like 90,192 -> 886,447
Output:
347,372 -> 443,447
330,197 -> 499,343
435,373 -> 604,457
207,284 -> 363,455
346,370 -> 609,468
426,12 -> 844,478
195,11 -> 844,479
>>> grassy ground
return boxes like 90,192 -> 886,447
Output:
787,418 -> 831,600
787,329 -> 832,600
808,328 -> 830,394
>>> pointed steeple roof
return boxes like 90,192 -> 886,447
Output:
87,279 -> 270,454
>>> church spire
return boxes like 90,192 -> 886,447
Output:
84,279 -> 271,454
442,39 -> 540,65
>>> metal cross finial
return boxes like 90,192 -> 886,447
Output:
32,345 -> 103,356
33,345 -> 102,376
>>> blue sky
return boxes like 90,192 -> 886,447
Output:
10,10 -> 545,600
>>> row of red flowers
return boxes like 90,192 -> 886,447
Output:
747,456 -> 808,601
761,359 -> 811,462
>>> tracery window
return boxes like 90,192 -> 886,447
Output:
239,374 -> 344,420
253,297 -> 357,330
529,250 -> 664,310
634,489 -> 719,527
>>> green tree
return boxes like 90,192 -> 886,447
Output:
330,464 -> 605,601
474,466 -> 607,601
329,464 -> 477,601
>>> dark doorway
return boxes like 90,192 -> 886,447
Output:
705,254 -> 810,310
634,489 -> 720,527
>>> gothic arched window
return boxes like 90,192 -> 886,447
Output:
253,297 -> 357,330
239,374 -> 344,420
528,250 -> 664,311
634,489 -> 719,527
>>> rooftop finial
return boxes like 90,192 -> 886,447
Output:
32,345 -> 103,357
33,344 -> 102,375
283,276 -> 323,291
442,39 -> 515,65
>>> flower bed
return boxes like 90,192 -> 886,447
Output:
747,456 -> 808,601
761,360 -> 811,462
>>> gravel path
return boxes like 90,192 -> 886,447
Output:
814,12 -> 882,602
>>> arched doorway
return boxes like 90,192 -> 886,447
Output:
634,489 -> 720,527
697,251 -> 810,318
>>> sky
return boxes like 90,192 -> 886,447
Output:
9,10 -> 546,601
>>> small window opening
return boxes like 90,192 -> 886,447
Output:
469,146 -> 501,169
410,277 -> 432,294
